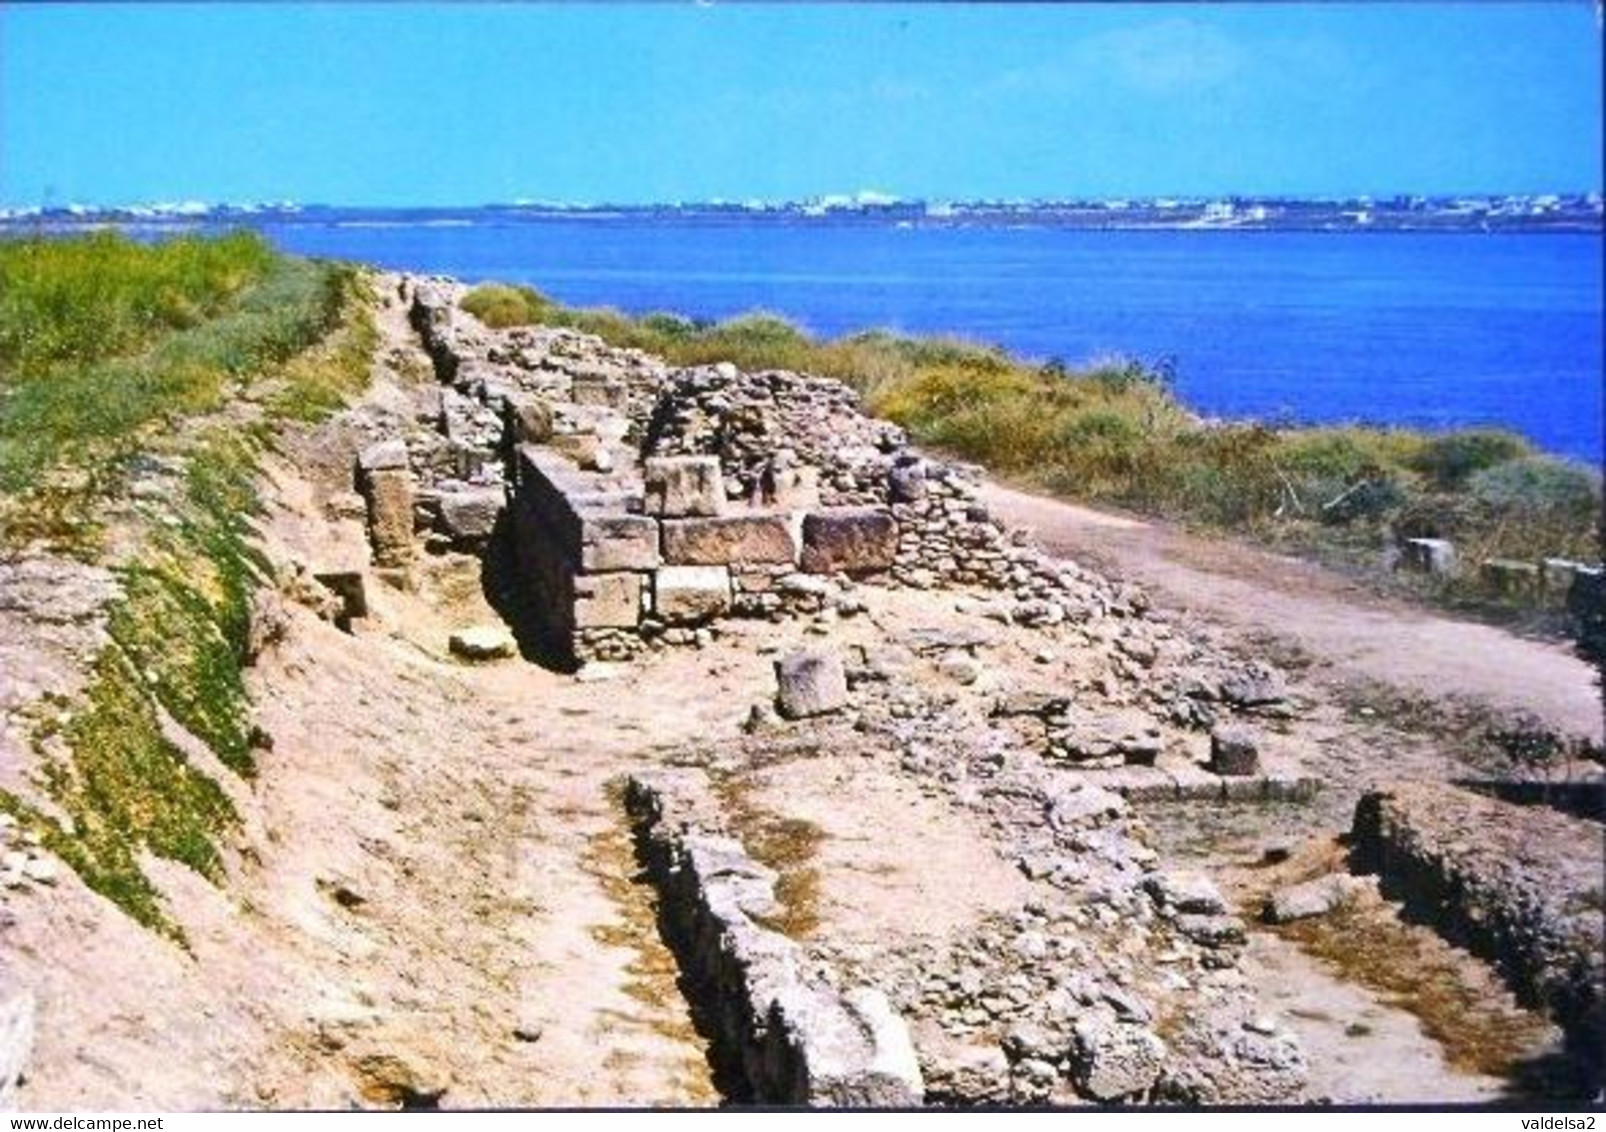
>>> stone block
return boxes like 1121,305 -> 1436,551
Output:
449,624 -> 517,661
765,465 -> 821,510
579,514 -> 661,573
644,456 -> 725,518
775,650 -> 848,719
573,572 -> 643,630
662,515 -> 797,566
1263,875 -> 1362,924
653,565 -> 732,624
364,468 -> 415,567
800,508 -> 898,575
1210,723 -> 1261,777
1401,537 -> 1455,575
437,486 -> 504,544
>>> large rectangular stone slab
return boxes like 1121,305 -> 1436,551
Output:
662,515 -> 797,566
579,514 -> 660,572
800,508 -> 898,575
644,456 -> 725,518
573,572 -> 644,629
653,565 -> 732,624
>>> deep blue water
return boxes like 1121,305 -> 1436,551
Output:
250,217 -> 1603,462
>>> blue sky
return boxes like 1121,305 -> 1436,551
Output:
2,3 -> 1601,206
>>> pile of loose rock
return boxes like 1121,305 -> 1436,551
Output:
644,364 -> 905,508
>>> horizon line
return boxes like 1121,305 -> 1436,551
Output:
5,189 -> 1604,214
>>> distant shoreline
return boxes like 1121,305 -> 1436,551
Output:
2,193 -> 1602,236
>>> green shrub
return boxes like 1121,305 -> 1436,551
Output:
1410,429 -> 1533,489
460,283 -> 552,328
1468,456 -> 1601,523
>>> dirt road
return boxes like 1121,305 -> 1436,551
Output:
984,483 -> 1603,745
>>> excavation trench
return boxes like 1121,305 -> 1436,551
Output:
617,770 -> 925,1107
1146,794 -> 1592,1101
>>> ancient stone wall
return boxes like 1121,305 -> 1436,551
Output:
624,771 -> 924,1106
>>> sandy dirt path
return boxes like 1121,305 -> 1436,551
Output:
983,483 -> 1603,745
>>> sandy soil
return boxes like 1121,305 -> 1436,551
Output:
984,484 -> 1603,745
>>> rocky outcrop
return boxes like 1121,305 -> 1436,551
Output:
623,771 -> 923,1107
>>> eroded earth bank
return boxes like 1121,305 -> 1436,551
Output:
1,274 -> 1601,1108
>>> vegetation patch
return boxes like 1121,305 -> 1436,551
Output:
0,229 -> 276,378
266,266 -> 378,422
0,232 -> 378,936
0,238 -> 349,508
4,646 -> 237,941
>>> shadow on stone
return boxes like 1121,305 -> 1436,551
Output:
479,511 -> 579,674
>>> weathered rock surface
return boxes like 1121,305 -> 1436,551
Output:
661,515 -> 797,566
0,986 -> 33,1110
653,566 -> 733,625
1071,1016 -> 1166,1101
1263,874 -> 1364,924
361,467 -> 416,568
644,456 -> 725,519
1210,723 -> 1262,776
775,651 -> 849,720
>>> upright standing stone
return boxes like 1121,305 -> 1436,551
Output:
363,468 -> 416,567
1210,723 -> 1262,777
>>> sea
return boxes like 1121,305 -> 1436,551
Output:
76,213 -> 1606,462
